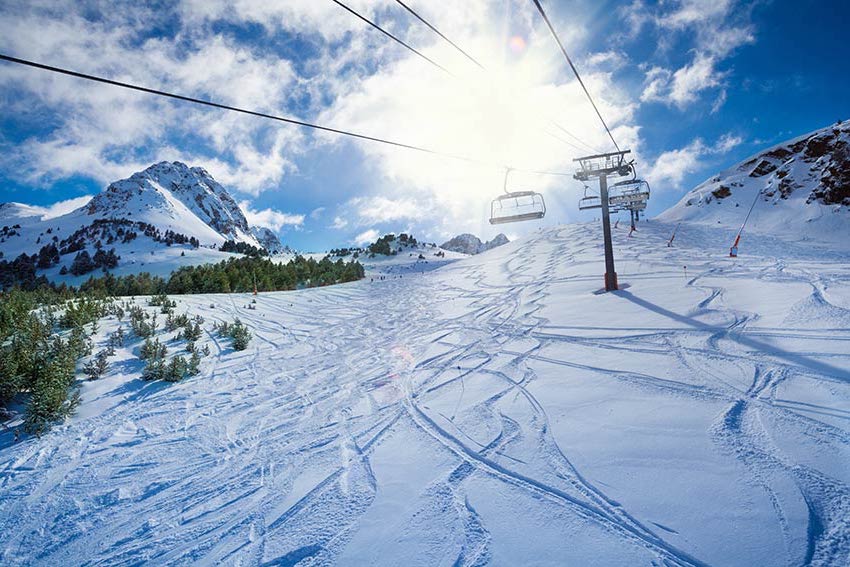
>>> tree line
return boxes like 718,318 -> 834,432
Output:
78,255 -> 364,296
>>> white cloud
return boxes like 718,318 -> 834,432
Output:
0,2 -> 305,192
353,228 -> 379,246
646,131 -> 743,189
348,196 -> 427,226
585,50 -> 628,72
634,0 -> 755,110
646,140 -> 706,188
713,132 -> 743,154
641,54 -> 734,109
330,216 -> 348,230
310,206 -> 325,219
19,195 -> 94,219
669,55 -> 725,108
40,195 -> 93,218
238,200 -> 304,231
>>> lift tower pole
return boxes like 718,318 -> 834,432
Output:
598,174 -> 617,290
574,150 -> 633,292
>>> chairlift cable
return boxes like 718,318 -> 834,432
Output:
530,0 -> 621,154
0,53 -> 574,178
328,0 -> 454,76
546,130 -> 588,153
392,0 -> 484,70
553,123 -> 602,154
387,0 -> 600,155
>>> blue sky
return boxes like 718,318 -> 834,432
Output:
1,0 -> 847,251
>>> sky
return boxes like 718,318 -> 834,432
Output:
0,0 -> 848,251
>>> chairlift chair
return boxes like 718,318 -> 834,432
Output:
489,169 -> 547,225
578,185 -> 602,210
609,178 -> 651,206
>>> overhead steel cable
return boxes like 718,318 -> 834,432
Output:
0,53 -> 573,177
553,123 -> 602,154
545,130 -> 586,153
392,0 -> 484,70
328,0 -> 454,76
385,0 -> 601,156
530,0 -> 621,153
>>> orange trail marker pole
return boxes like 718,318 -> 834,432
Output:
729,233 -> 741,258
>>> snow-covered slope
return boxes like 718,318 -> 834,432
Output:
0,162 -> 286,281
659,120 -> 850,246
440,233 -> 509,255
85,161 -> 260,247
1,222 -> 848,565
360,243 -> 467,276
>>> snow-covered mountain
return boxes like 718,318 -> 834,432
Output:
0,161 -> 286,282
85,161 -> 265,247
440,233 -> 509,255
252,226 -> 289,255
659,120 -> 849,245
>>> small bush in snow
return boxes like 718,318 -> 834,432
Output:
108,327 -> 125,347
180,320 -> 203,342
83,350 -> 109,380
139,338 -> 167,361
216,319 -> 251,351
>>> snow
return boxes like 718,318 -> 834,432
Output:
88,161 -> 262,248
659,120 -> 850,249
359,244 -> 467,277
1,161 -> 288,279
1,221 -> 849,565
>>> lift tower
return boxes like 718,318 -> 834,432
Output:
574,150 -> 633,291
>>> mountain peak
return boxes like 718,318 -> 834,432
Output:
440,233 -> 509,255
86,161 -> 256,245
659,120 -> 850,244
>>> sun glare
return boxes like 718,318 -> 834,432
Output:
508,35 -> 527,54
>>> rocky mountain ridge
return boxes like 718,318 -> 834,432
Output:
440,233 -> 509,255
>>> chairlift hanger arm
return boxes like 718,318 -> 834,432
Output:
572,150 -> 631,162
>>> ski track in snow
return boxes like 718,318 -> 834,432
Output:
1,222 -> 849,566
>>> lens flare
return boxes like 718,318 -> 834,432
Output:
508,35 -> 527,54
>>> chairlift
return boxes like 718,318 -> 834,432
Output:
578,185 -> 602,210
489,168 -> 546,225
609,178 -> 651,207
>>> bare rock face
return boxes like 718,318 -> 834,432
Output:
440,233 -> 509,255
252,226 -> 286,254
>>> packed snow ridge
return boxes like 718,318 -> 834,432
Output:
440,233 -> 509,255
660,119 -> 850,246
